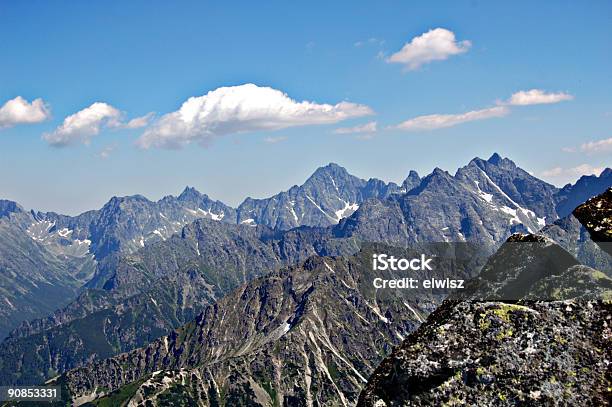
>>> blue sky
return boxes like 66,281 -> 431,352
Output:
1,0 -> 610,214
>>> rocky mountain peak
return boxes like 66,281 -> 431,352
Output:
466,153 -> 517,172
555,168 -> 612,218
406,170 -> 420,179
422,167 -> 453,185
308,162 -> 353,183
487,152 -> 503,164
177,186 -> 203,202
0,200 -> 23,218
401,170 -> 421,192
105,194 -> 149,207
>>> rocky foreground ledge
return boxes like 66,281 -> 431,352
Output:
574,187 -> 612,255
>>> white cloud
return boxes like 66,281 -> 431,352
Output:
393,106 -> 509,131
43,102 -> 122,147
263,136 -> 288,144
0,96 -> 51,128
387,28 -> 471,70
579,137 -> 612,154
354,38 -> 385,47
108,112 -> 155,129
507,89 -> 573,106
43,104 -> 153,147
333,121 -> 377,134
97,144 -> 117,159
136,83 -> 373,149
541,164 -> 605,184
120,112 -> 155,129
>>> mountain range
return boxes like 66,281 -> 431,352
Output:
52,188 -> 612,406
0,154 -> 610,404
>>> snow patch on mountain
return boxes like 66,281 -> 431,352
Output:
335,201 -> 359,221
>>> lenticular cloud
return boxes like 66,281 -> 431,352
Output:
136,84 -> 374,149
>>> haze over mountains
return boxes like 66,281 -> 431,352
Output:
0,154 -> 610,405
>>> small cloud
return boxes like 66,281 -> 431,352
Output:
263,136 -> 288,144
506,89 -> 573,106
119,112 -> 155,129
43,104 -> 155,147
0,96 -> 51,129
97,144 -> 117,159
392,106 -> 508,131
136,83 -> 373,149
43,102 -> 122,147
306,41 -> 316,51
578,137 -> 612,154
354,38 -> 385,48
333,121 -> 377,135
540,164 -> 605,184
562,137 -> 612,154
387,28 -> 471,70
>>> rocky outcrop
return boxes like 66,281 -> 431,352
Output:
357,190 -> 612,407
556,169 -> 612,218
573,188 -> 612,255
541,213 -> 612,273
358,300 -> 611,406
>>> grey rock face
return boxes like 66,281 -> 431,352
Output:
556,168 -> 612,218
334,154 -> 572,258
338,162 -> 545,252
573,187 -> 612,255
0,188 -> 238,338
463,154 -> 559,221
541,213 -> 612,273
0,200 -> 23,218
23,186 -> 237,264
455,154 -> 558,223
401,170 -> 421,193
83,188 -> 237,259
358,300 -> 611,407
236,163 -> 403,230
0,204 -> 96,340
